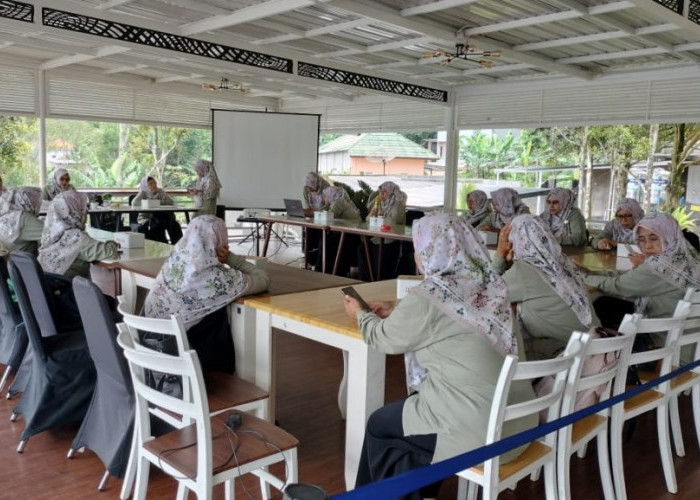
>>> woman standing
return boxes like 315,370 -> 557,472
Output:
0,187 -> 44,256
42,168 -> 76,201
494,215 -> 598,360
38,190 -> 118,278
463,189 -> 491,227
479,187 -> 530,231
344,214 -> 535,499
144,215 -> 269,373
539,188 -> 587,246
359,181 -> 407,281
131,176 -> 183,244
188,159 -> 221,217
592,198 -> 644,250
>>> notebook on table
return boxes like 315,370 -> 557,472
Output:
283,199 -> 306,218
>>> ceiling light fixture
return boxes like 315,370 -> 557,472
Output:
423,42 -> 501,68
201,77 -> 249,93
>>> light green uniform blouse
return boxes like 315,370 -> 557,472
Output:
0,212 -> 44,256
541,208 -> 588,246
225,253 -> 270,296
357,293 -> 536,463
366,194 -> 406,245
66,237 -> 119,279
328,197 -> 360,221
493,256 -> 600,360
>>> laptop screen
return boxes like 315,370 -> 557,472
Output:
283,199 -> 305,217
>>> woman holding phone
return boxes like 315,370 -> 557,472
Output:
343,213 -> 534,499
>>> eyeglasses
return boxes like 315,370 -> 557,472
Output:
546,200 -> 559,205
616,214 -> 634,220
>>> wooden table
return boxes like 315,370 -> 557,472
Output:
245,279 -> 396,490
570,249 -> 620,274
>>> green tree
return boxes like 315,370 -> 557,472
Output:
0,116 -> 36,186
664,123 -> 700,208
459,131 -> 516,179
402,132 -> 436,146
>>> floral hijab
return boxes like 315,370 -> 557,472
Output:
45,168 -> 74,200
38,190 -> 89,274
464,190 -> 491,227
304,172 -> 331,210
0,187 -> 42,244
144,215 -> 249,329
322,186 -> 346,204
491,187 -> 529,229
378,181 -> 407,217
633,213 -> 700,313
509,215 -> 593,327
540,188 -> 577,238
194,160 -> 221,199
138,176 -> 167,200
410,213 -> 516,356
607,198 -> 645,242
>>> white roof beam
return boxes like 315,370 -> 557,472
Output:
103,63 -> 148,74
155,74 -> 203,83
39,45 -> 130,70
152,0 -> 230,16
623,0 -> 700,37
514,31 -> 627,51
328,0 -> 595,79
96,0 -> 135,10
558,47 -> 665,64
401,0 -> 479,16
179,0 -> 327,36
461,63 -> 533,76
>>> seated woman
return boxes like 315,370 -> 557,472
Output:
131,176 -> 183,244
322,186 -> 360,277
38,190 -> 118,278
358,181 -> 407,281
144,215 -> 270,374
463,189 -> 491,227
479,187 -> 530,231
0,187 -> 43,256
494,215 -> 599,360
592,198 -> 644,250
344,213 -> 535,499
540,188 -> 587,246
42,168 -> 76,201
302,172 -> 331,269
586,213 -> 700,338
188,159 -> 221,218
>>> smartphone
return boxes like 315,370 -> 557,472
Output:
624,244 -> 634,254
341,286 -> 371,311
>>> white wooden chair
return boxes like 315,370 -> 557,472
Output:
117,328 -> 298,500
610,304 -> 690,500
455,334 -> 584,500
557,328 -> 636,500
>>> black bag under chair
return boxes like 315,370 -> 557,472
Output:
7,251 -> 96,453
68,277 -> 135,490
0,256 -> 28,395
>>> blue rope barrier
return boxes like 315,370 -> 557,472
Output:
332,357 -> 700,499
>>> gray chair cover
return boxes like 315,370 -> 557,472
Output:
8,251 -> 96,442
71,276 -> 134,478
0,256 -> 27,371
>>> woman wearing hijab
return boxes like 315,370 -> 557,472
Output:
302,171 -> 331,213
358,181 -> 408,281
38,190 -> 118,278
479,187 -> 530,231
587,213 -> 700,345
344,214 -> 535,499
41,168 -> 76,201
144,215 -> 270,373
539,188 -> 587,246
0,187 -> 43,256
131,176 -> 183,244
188,159 -> 221,217
463,189 -> 491,227
592,198 -> 645,250
494,215 -> 599,360
322,186 -> 360,277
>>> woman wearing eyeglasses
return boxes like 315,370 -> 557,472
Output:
592,198 -> 644,250
539,188 -> 587,246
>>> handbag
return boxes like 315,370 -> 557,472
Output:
139,331 -> 183,399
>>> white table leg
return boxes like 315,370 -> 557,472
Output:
338,351 -> 348,420
230,303 -> 257,383
255,310 -> 274,422
344,343 -> 385,490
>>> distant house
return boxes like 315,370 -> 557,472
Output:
318,133 -> 439,176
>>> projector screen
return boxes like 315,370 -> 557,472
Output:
212,109 -> 320,209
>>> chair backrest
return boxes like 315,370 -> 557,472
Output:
117,298 -> 190,355
673,297 -> 700,368
482,335 -> 584,477
9,251 -> 59,337
614,303 -> 690,396
117,328 -> 211,479
73,277 -> 132,392
0,256 -> 22,332
683,287 -> 700,303
7,259 -> 47,363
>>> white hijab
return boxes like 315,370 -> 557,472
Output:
144,215 -> 248,329
38,190 -> 89,274
45,168 -> 75,200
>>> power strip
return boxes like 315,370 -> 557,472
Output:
243,208 -> 271,218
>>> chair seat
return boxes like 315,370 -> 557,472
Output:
623,388 -> 663,413
638,366 -> 699,390
470,441 -> 552,481
571,414 -> 607,446
204,373 -> 269,415
144,411 -> 298,479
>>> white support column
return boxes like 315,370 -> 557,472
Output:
443,93 -> 459,210
37,70 -> 47,187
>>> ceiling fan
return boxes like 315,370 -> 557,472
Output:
423,42 -> 501,68
201,77 -> 249,93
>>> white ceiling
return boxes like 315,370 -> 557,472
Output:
0,0 -> 698,109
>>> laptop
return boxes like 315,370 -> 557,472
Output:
283,198 -> 306,218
